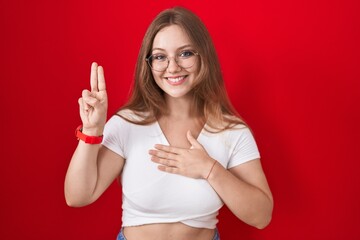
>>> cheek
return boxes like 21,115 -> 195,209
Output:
188,60 -> 201,75
187,65 -> 200,81
152,72 -> 164,86
190,62 -> 202,85
152,69 -> 163,78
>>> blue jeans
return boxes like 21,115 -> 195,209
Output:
116,228 -> 220,240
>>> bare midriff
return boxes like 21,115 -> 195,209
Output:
123,222 -> 215,240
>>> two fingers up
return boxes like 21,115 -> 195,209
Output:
79,62 -> 108,133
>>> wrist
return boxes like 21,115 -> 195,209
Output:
81,126 -> 104,136
205,159 -> 217,180
75,125 -> 103,144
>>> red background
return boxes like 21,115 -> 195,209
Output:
1,0 -> 359,239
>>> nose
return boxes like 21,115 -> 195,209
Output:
167,57 -> 181,73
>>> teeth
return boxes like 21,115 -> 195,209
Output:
167,76 -> 185,83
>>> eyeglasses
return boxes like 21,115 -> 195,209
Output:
145,50 -> 199,72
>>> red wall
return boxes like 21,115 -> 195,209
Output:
1,0 -> 359,239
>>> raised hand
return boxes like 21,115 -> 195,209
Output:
78,62 -> 108,135
149,131 -> 216,179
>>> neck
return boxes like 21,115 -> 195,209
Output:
163,94 -> 195,119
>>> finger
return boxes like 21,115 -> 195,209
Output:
151,156 -> 178,167
154,144 -> 183,154
80,91 -> 92,110
83,97 -> 99,108
78,97 -> 89,117
82,89 -> 99,108
157,165 -> 178,174
187,130 -> 203,149
149,149 -> 178,160
90,62 -> 98,92
78,97 -> 84,110
97,65 -> 106,91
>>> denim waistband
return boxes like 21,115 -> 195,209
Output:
116,228 -> 220,240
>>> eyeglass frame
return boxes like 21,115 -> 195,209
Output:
145,50 -> 200,72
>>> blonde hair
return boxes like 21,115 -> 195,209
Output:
119,6 -> 246,131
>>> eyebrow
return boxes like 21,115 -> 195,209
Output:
151,44 -> 194,52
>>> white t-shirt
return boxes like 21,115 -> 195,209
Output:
102,110 -> 260,229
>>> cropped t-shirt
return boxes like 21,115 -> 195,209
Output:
102,110 -> 260,229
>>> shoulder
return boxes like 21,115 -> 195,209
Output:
228,125 -> 254,142
115,108 -> 152,123
105,109 -> 138,130
104,110 -> 145,140
212,118 -> 256,145
205,114 -> 247,133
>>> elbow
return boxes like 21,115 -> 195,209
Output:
255,194 -> 274,229
249,201 -> 273,229
65,197 -> 93,208
253,204 -> 273,229
65,198 -> 86,208
239,210 -> 273,230
64,192 -> 93,208
254,214 -> 272,229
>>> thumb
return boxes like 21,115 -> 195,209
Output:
187,130 -> 202,149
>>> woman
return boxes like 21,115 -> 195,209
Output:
65,6 -> 273,240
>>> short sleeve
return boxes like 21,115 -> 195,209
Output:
227,127 -> 260,169
102,115 -> 128,159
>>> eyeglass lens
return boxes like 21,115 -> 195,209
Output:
147,51 -> 198,71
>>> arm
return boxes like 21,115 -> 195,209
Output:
207,159 -> 273,229
64,62 -> 125,207
64,142 -> 124,207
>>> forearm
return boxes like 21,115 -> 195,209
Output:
64,141 -> 101,207
207,162 -> 273,229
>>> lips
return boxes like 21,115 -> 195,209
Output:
165,75 -> 187,86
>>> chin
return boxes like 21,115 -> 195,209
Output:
163,89 -> 192,99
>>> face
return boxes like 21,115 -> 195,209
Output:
150,25 -> 199,99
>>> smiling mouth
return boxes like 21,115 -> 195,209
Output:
165,75 -> 187,85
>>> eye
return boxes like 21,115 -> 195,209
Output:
179,50 -> 195,58
152,54 -> 167,61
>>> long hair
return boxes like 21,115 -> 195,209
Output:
118,6 -> 246,131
